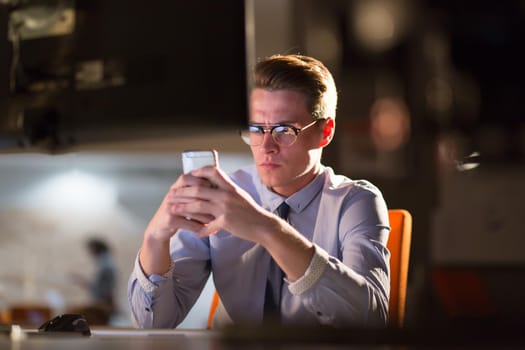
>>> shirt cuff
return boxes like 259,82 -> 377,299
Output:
288,244 -> 329,295
134,253 -> 174,293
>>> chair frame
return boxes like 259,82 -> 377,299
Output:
386,209 -> 412,328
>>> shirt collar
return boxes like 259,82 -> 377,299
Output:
257,166 -> 326,215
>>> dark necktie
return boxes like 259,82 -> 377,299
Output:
263,202 -> 289,321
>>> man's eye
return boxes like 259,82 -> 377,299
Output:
248,126 -> 264,133
274,126 -> 293,134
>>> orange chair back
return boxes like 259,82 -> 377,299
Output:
387,209 -> 412,328
207,209 -> 412,329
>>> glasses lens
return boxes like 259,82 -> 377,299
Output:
240,126 -> 264,146
240,124 -> 299,146
272,125 -> 297,146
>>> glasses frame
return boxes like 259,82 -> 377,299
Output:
240,118 -> 324,147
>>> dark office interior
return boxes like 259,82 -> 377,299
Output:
1,0 -> 524,348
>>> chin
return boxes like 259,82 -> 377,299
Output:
260,176 -> 281,189
258,170 -> 285,189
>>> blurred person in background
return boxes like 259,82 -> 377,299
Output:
71,237 -> 116,325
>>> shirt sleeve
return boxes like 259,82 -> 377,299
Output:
127,253 -> 179,328
288,245 -> 328,295
287,185 -> 390,328
127,231 -> 212,329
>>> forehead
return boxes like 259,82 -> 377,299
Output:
249,88 -> 310,123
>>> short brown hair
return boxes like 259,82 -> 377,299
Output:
254,54 -> 337,119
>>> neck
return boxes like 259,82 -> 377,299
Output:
271,164 -> 322,197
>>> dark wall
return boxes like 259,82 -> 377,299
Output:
0,0 -> 248,151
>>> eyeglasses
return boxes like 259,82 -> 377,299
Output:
240,119 -> 323,147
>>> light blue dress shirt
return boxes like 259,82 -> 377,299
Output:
128,165 -> 390,328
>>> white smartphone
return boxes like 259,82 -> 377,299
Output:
182,149 -> 218,174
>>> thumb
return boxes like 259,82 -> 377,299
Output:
194,221 -> 220,238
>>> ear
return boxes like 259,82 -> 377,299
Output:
319,117 -> 335,147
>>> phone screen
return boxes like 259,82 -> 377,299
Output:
182,149 -> 218,174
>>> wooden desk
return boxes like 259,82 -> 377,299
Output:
1,324 -> 524,350
2,328 -> 218,350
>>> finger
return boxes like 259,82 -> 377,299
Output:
170,202 -> 215,222
167,182 -> 214,204
191,166 -> 233,191
195,222 -> 220,238
180,213 -> 215,225
169,184 -> 220,204
166,195 -> 199,205
169,173 -> 214,194
172,214 -> 207,232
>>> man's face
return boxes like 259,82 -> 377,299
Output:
249,88 -> 324,197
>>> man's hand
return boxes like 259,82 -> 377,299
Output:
169,166 -> 277,243
172,166 -> 314,282
139,167 -> 216,276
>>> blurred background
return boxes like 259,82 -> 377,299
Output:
0,0 -> 524,329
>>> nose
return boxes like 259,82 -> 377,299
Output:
259,130 -> 279,152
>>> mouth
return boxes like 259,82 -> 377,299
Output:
258,161 -> 281,169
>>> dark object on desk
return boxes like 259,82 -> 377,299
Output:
38,314 -> 91,336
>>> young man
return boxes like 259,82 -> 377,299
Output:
128,54 -> 390,328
